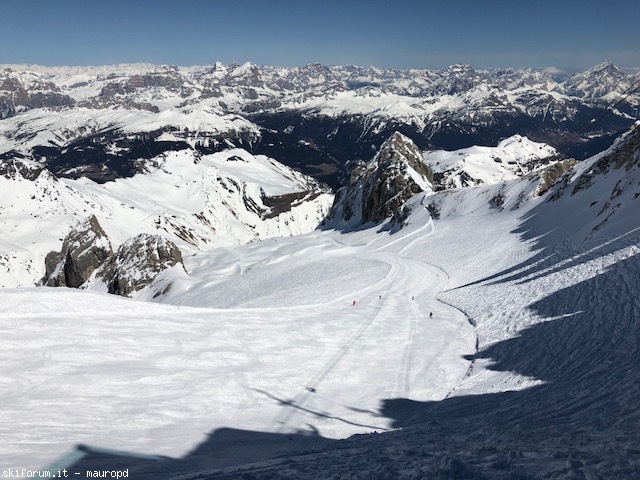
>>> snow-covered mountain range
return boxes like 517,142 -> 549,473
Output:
0,126 -> 563,292
0,148 -> 332,289
0,61 -> 638,187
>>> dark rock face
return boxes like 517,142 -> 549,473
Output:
360,133 -> 433,223
41,217 -> 186,297
0,157 -> 45,180
324,132 -> 434,227
0,70 -> 74,119
535,159 -> 579,196
97,234 -> 185,297
42,215 -> 113,288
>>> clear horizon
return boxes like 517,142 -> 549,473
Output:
3,0 -> 640,71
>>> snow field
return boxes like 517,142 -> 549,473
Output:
0,220 -> 476,470
4,125 -> 639,475
423,135 -> 558,188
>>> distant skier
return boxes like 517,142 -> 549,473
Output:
412,296 -> 415,300
379,294 -> 382,299
353,300 -> 356,306
429,312 -> 433,318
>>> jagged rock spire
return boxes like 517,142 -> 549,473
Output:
324,132 -> 433,228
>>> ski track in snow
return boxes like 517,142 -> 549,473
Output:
268,216 -> 475,436
397,299 -> 419,398
0,213 -> 477,470
8,159 -> 640,476
271,296 -> 387,433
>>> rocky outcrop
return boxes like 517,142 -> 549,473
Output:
534,158 -> 579,196
0,157 -> 45,181
41,216 -> 186,297
42,215 -> 113,288
324,132 -> 434,228
96,234 -> 185,297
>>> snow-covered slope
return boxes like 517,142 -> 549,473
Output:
424,134 -> 560,189
0,148 -> 333,288
2,125 -> 639,478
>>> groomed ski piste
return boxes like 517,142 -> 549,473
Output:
1,197 -> 471,468
2,126 -> 640,478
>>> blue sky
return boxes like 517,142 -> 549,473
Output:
3,0 -> 639,70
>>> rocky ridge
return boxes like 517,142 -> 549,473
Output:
324,132 -> 434,228
545,122 -> 640,240
42,214 -> 112,288
94,233 -> 186,297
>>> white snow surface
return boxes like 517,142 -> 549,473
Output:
0,148 -> 333,288
424,134 -> 559,188
1,209 -> 477,469
1,125 -> 640,477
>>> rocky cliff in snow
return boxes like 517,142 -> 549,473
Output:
41,216 -> 185,298
93,233 -> 185,297
324,132 -> 433,228
41,214 -> 112,288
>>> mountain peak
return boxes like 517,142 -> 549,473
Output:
230,61 -> 259,77
374,132 -> 430,178
587,60 -> 624,76
383,130 -> 412,145
324,132 -> 433,228
448,64 -> 475,74
593,60 -> 616,70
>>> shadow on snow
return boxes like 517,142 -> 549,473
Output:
44,208 -> 640,478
